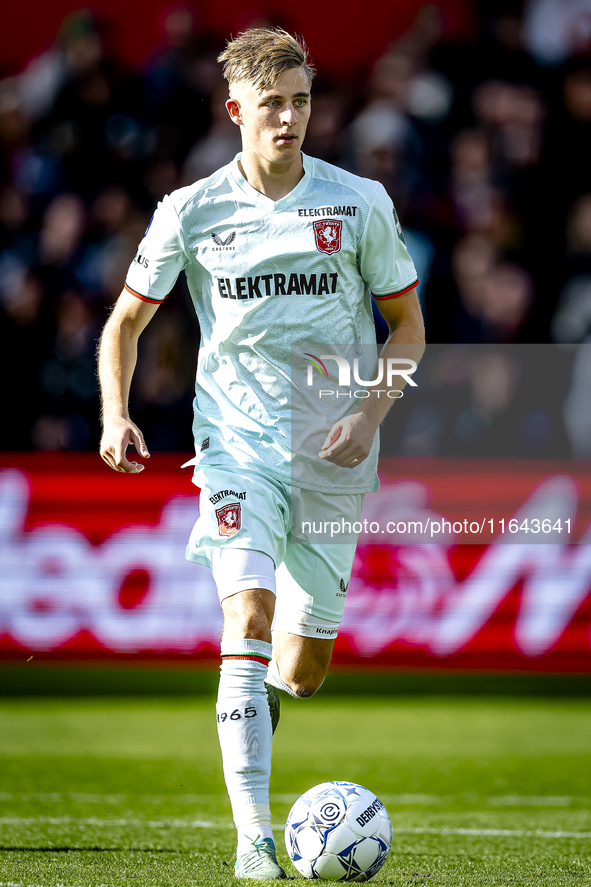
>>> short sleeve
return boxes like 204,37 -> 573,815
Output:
359,184 -> 419,300
124,194 -> 187,303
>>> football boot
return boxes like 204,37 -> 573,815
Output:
234,835 -> 287,880
265,682 -> 280,735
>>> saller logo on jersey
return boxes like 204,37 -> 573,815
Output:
216,502 -> 241,537
313,219 -> 342,255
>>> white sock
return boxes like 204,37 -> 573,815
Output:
217,638 -> 275,851
236,808 -> 274,857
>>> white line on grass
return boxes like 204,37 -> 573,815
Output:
2,791 -> 588,807
272,793 -> 590,807
392,827 -> 591,839
0,817 -> 220,828
487,795 -> 574,806
0,883 -> 123,887
0,792 -> 219,805
1,817 -> 591,840
380,794 -> 445,805
0,884 -> 123,887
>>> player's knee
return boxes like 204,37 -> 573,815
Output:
221,588 -> 274,640
293,682 -> 320,698
223,607 -> 270,639
285,668 -> 325,698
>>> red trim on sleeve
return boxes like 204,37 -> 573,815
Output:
373,279 -> 419,300
124,283 -> 166,304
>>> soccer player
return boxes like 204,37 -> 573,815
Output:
98,28 -> 424,880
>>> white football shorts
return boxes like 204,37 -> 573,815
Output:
186,465 -> 364,639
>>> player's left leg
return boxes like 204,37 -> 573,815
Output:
268,629 -> 335,698
266,511 -> 361,698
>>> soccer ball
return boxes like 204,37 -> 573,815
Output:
284,781 -> 392,881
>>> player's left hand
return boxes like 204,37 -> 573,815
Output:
318,413 -> 376,468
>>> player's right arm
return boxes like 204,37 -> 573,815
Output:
98,290 -> 159,473
99,192 -> 187,472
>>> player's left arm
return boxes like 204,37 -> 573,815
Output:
319,290 -> 425,467
319,184 -> 425,468
368,287 -> 425,419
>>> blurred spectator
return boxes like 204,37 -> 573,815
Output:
346,99 -> 419,211
0,184 -> 29,250
447,128 -> 495,231
473,80 -> 545,175
35,289 -> 99,450
3,10 -> 105,127
182,81 -> 241,184
0,192 -> 86,314
40,193 -> 86,267
341,44 -> 430,214
0,268 -> 55,448
479,6 -> 544,86
77,185 -> 140,302
297,86 -> 347,165
524,0 -> 591,66
480,261 -> 534,342
131,308 -> 198,452
563,343 -> 591,457
143,5 -> 220,169
452,233 -> 497,334
551,194 -> 591,343
384,344 -> 572,459
544,60 -> 591,223
428,234 -> 534,344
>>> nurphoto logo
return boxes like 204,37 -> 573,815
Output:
303,353 -> 418,399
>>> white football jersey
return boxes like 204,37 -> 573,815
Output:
125,153 -> 418,493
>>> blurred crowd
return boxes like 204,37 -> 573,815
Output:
1,0 -> 591,454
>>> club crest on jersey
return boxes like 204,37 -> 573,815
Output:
313,219 -> 342,255
216,502 -> 241,537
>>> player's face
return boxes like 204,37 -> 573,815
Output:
227,67 -> 311,165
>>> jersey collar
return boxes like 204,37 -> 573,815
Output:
230,152 -> 312,212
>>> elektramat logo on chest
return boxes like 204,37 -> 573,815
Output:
216,272 -> 339,299
297,206 -> 357,217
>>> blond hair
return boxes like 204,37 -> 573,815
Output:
218,27 -> 315,93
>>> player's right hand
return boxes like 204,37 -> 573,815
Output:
100,419 -> 150,473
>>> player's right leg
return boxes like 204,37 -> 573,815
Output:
217,580 -> 286,879
185,466 -> 291,878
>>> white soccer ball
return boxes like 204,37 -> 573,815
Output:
284,781 -> 392,881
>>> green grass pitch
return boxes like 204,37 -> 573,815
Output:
0,690 -> 590,886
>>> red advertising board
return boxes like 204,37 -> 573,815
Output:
1,453 -> 591,672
